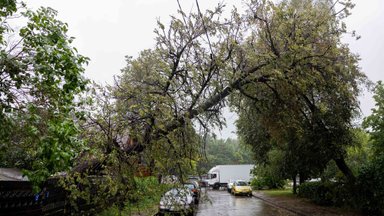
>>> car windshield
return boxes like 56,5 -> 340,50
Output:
183,184 -> 195,190
236,181 -> 248,186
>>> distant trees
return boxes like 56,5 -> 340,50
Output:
197,137 -> 253,174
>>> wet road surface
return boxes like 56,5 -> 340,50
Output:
196,189 -> 295,216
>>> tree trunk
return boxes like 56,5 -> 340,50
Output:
334,156 -> 356,183
149,159 -> 155,176
292,175 -> 297,194
299,172 -> 305,185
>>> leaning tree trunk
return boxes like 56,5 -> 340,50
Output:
334,156 -> 356,183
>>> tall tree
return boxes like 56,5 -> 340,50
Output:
233,0 -> 366,183
88,0 -> 365,190
0,2 -> 89,188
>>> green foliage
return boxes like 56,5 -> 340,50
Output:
356,81 -> 384,215
355,155 -> 384,215
0,0 -> 17,42
0,3 -> 89,190
321,128 -> 372,182
235,0 -> 367,183
309,82 -> 384,215
297,181 -> 350,206
298,172 -> 384,215
298,181 -> 333,205
346,128 -> 372,175
197,137 -> 253,174
263,189 -> 294,197
251,176 -> 286,190
0,0 -> 368,213
98,177 -> 168,216
251,150 -> 286,189
363,81 -> 384,154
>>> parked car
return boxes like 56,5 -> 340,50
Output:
187,175 -> 200,182
231,180 -> 252,196
158,188 -> 196,216
188,175 -> 207,187
183,181 -> 200,204
161,175 -> 179,184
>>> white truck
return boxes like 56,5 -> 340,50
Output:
205,164 -> 254,189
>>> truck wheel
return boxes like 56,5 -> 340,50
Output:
213,183 -> 220,190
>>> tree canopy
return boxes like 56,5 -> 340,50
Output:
111,0 -> 366,183
0,0 -> 373,213
0,2 -> 89,187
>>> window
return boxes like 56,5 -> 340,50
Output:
236,181 -> 247,186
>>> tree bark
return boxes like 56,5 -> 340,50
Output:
292,175 -> 297,194
334,156 -> 356,183
299,172 -> 305,185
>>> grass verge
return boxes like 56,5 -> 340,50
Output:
262,189 -> 295,198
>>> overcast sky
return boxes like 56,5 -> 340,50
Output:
27,0 -> 384,139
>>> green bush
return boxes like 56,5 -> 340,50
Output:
298,172 -> 384,215
250,178 -> 264,190
298,181 -> 331,205
251,177 -> 286,190
297,181 -> 350,206
99,176 -> 169,216
354,155 -> 384,215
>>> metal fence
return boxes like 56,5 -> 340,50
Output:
0,180 -> 68,216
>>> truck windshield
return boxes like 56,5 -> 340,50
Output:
209,173 -> 217,179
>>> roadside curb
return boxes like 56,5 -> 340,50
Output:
252,192 -> 306,216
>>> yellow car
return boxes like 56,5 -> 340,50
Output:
231,180 -> 252,196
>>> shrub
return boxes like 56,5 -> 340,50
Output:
354,155 -> 384,215
298,181 -> 332,205
250,178 -> 264,190
297,181 -> 351,206
251,176 -> 286,190
297,156 -> 384,215
99,176 -> 169,216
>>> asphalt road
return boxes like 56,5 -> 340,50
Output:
195,189 -> 295,216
